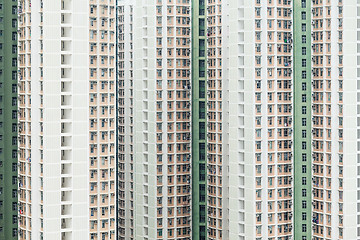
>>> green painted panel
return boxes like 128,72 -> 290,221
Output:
191,0 -> 207,239
293,0 -> 312,239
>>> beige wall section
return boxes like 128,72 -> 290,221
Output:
88,0 -> 116,239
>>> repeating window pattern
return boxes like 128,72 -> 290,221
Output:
311,0 -> 344,239
18,0 -> 38,239
88,0 -> 116,239
155,0 -> 192,239
117,2 -> 134,239
207,0 -> 224,239
0,0 -> 19,239
254,0 -> 294,239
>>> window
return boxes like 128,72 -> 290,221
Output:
302,118 -> 306,126
302,224 -> 307,232
256,105 -> 261,113
302,59 -> 306,67
12,176 -> 17,185
301,0 -> 306,8
302,201 -> 307,208
302,212 -> 307,220
255,8 -> 261,17
302,189 -> 307,197
302,142 -> 306,149
302,165 -> 306,173
302,83 -> 306,91
12,84 -> 17,93
12,71 -> 16,80
302,154 -> 307,161
302,130 -> 306,138
302,177 -> 307,185
302,47 -> 306,55
12,189 -> 17,198
302,71 -> 307,79
301,24 -> 306,32
12,163 -> 17,172
302,94 -> 306,102
302,35 -> 306,43
301,12 -> 306,20
302,106 -> 307,114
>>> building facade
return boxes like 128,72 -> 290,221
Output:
14,0 -> 360,240
116,0 -> 359,240
18,0 -> 115,239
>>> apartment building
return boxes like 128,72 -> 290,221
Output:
117,0 -> 359,240
13,0 -> 360,239
0,0 -> 18,239
121,0 -> 193,239
17,0 -> 115,239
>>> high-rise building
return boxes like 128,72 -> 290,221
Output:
117,0 -> 192,239
116,0 -> 359,240
14,0 -> 360,239
17,0 -> 116,239
0,0 -> 18,239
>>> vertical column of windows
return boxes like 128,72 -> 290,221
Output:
274,1 -> 294,239
89,0 -> 116,239
116,3 -> 134,239
337,2 -> 344,238
89,2 -> 99,239
156,2 -> 165,239
254,2 -> 265,239
255,1 -> 294,239
311,1 -> 344,239
294,0 -> 311,239
127,6 -> 134,239
38,1 -> 44,239
191,0 -> 207,239
59,1 -> 73,240
116,5 -> 126,239
17,0 -> 29,239
206,0 -> 223,239
293,0 -> 312,239
155,2 -> 165,239
17,0 -> 26,237
311,1 -> 325,238
310,1 -> 344,239
155,1 -> 192,239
